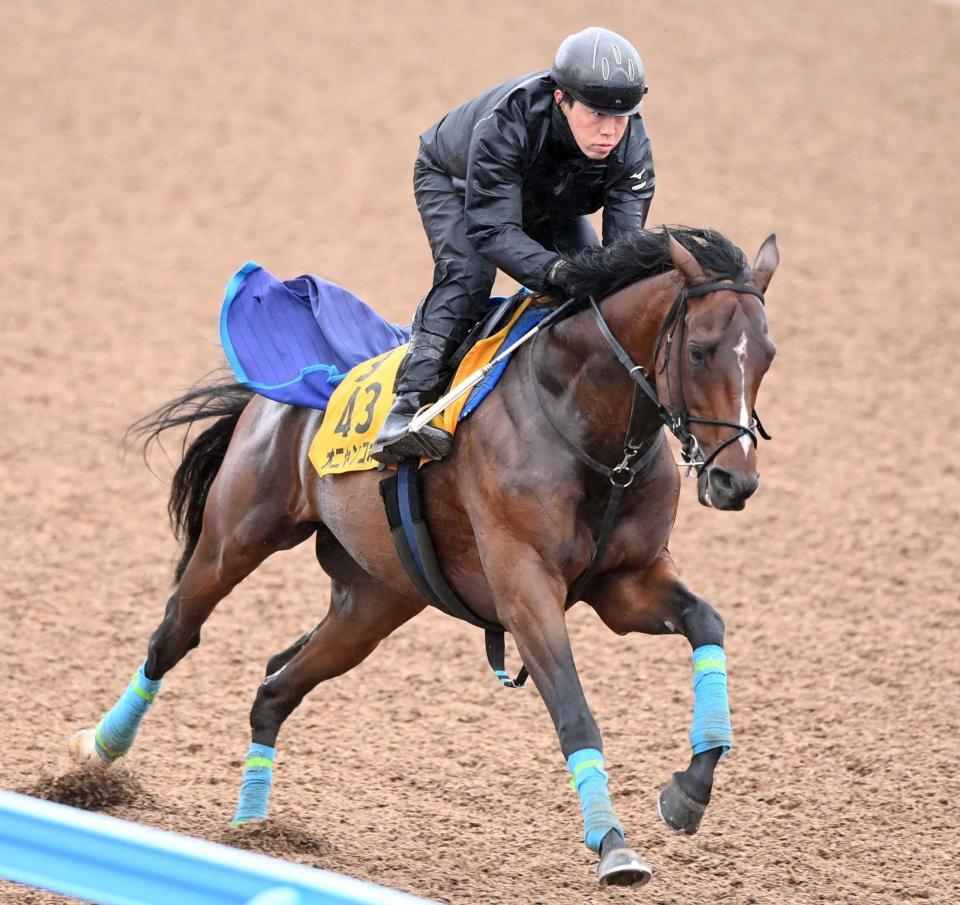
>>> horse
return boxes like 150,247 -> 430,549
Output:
70,226 -> 779,888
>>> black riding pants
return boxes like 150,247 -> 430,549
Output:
399,147 -> 598,395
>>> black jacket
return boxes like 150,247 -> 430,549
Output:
420,72 -> 655,289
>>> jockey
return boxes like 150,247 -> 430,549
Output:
371,26 -> 655,464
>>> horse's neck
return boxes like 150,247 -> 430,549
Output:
596,271 -> 680,367
545,272 -> 679,458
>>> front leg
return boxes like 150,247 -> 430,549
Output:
482,545 -> 652,888
589,552 -> 733,835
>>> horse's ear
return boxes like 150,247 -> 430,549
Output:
751,234 -> 779,293
668,233 -> 708,285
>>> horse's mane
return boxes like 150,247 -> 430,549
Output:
566,226 -> 750,300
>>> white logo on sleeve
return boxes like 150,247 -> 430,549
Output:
630,169 -> 648,191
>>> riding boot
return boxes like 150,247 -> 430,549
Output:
370,330 -> 460,464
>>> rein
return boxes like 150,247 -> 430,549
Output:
529,331 -> 665,606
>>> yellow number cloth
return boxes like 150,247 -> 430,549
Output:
308,298 -> 534,478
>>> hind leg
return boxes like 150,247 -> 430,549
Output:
263,626 -> 319,678
232,578 -> 424,824
144,515 -> 316,680
71,477 -> 314,765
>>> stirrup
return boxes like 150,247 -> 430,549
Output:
371,422 -> 453,464
412,414 -> 454,458
400,423 -> 454,461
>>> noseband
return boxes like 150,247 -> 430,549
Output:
588,279 -> 772,475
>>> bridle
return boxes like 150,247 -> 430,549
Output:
530,277 -> 772,487
528,276 -> 772,606
589,278 -> 772,476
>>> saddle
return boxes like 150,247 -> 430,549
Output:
445,288 -> 531,375
308,293 -> 553,478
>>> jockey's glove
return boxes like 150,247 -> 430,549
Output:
546,258 -> 582,300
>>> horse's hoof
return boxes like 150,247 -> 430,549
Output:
69,729 -> 110,766
658,773 -> 707,835
597,845 -> 652,888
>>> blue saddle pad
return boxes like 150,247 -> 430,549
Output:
220,262 -> 409,409
459,305 -> 552,419
219,261 -> 547,414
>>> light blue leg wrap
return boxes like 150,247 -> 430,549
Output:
689,645 -> 733,756
95,661 -> 162,762
232,743 -> 276,826
567,748 -> 623,853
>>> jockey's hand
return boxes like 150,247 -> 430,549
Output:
546,258 -> 584,301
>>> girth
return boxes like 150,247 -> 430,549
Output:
378,432 -> 662,687
380,461 -> 529,688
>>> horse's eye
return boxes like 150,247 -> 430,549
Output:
688,345 -> 705,365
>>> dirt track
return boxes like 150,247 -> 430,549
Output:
3,2 -> 959,903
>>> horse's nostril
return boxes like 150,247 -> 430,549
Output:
711,469 -> 735,495
709,468 -> 758,502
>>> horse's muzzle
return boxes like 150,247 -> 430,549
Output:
698,467 -> 759,511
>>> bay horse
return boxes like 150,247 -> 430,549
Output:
71,227 -> 778,888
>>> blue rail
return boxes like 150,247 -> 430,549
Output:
0,790 -> 434,905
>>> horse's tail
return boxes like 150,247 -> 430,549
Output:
127,376 -> 254,583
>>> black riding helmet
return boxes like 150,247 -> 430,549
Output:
552,27 -> 648,115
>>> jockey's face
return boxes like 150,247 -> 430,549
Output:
554,90 -> 630,160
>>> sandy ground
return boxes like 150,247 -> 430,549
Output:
2,1 -> 959,903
